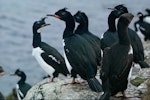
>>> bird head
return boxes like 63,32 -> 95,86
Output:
47,8 -> 73,22
33,17 -> 50,32
74,11 -> 83,23
108,4 -> 128,18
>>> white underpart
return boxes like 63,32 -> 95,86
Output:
128,45 -> 133,54
136,24 -> 145,42
100,33 -> 104,39
128,66 -> 133,82
62,39 -> 72,73
143,16 -> 150,24
128,45 -> 133,84
32,47 -> 55,77
16,84 -> 24,100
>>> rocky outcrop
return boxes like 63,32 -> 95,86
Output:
24,78 -> 101,100
24,41 -> 150,100
24,68 -> 150,100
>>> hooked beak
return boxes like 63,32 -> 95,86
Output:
0,71 -> 11,76
107,8 -> 117,11
10,73 -> 16,76
41,23 -> 50,28
47,14 -> 61,19
40,17 -> 50,28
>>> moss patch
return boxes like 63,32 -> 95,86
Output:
131,77 -> 147,87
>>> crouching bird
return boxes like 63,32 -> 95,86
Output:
99,13 -> 134,100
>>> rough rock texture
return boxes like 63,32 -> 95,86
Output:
24,78 -> 101,100
24,41 -> 150,100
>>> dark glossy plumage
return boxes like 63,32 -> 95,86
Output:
74,11 -> 101,66
48,8 -> 102,92
99,13 -> 134,100
101,4 -> 150,68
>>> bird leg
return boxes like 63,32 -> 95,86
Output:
62,77 -> 85,85
114,91 -> 138,98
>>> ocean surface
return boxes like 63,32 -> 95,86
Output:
0,0 -> 150,96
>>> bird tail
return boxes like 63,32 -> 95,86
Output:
87,77 -> 103,92
138,61 -> 150,68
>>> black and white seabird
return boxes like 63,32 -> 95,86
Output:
0,66 -> 5,76
101,4 -> 150,68
99,13 -> 134,100
32,17 -> 69,82
146,9 -> 150,16
134,12 -> 150,41
74,11 -> 101,66
47,8 -> 102,92
0,66 -> 5,100
11,69 -> 31,100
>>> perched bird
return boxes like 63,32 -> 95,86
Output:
0,66 -> 7,100
99,13 -> 134,100
32,17 -> 69,82
11,69 -> 31,100
74,11 -> 101,66
47,8 -> 102,92
100,8 -> 121,50
0,92 -> 5,100
134,12 -> 150,41
0,66 -> 4,76
145,8 -> 150,16
101,4 -> 150,68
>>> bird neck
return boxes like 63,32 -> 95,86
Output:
139,16 -> 144,21
108,12 -> 117,32
117,21 -> 130,45
75,23 -> 88,34
63,17 -> 75,38
18,74 -> 26,84
32,30 -> 41,48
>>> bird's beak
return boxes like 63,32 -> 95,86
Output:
107,8 -> 117,11
10,73 -> 16,76
41,24 -> 50,28
0,72 -> 11,76
47,14 -> 61,19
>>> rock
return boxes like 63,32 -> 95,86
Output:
24,78 -> 102,100
143,79 -> 150,100
131,77 -> 147,87
24,41 -> 150,100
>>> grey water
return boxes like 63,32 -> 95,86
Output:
0,0 -> 150,96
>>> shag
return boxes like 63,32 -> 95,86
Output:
47,8 -> 102,92
99,13 -> 134,100
32,17 -> 69,82
101,4 -> 150,68
11,69 -> 31,100
74,11 -> 101,66
134,12 -> 150,41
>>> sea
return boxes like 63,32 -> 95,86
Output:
0,0 -> 150,96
